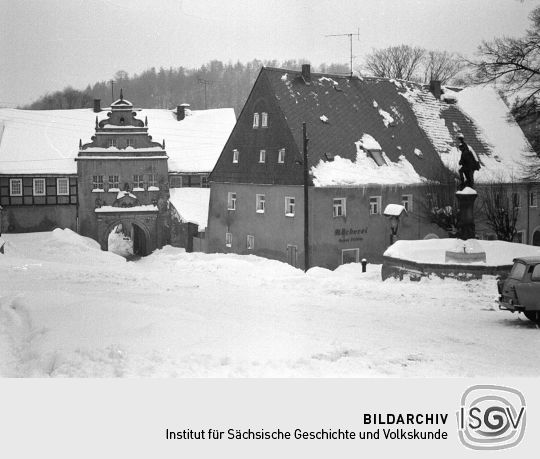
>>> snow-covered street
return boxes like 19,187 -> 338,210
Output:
1,229 -> 539,377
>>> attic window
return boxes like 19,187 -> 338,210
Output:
367,149 -> 387,167
253,113 -> 259,128
278,148 -> 285,163
261,112 -> 268,128
232,149 -> 239,163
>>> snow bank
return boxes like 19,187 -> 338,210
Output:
3,231 -> 540,377
384,238 -> 540,265
1,229 -> 125,265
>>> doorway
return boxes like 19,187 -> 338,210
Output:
286,244 -> 297,267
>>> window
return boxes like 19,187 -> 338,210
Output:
256,194 -> 265,213
108,138 -> 117,148
514,230 -> 526,244
509,262 -> 527,280
370,196 -> 382,215
253,113 -> 259,128
333,198 -> 346,217
402,194 -> 413,212
148,174 -> 157,188
108,175 -> 119,190
261,112 -> 268,127
126,138 -> 134,147
57,178 -> 69,196
278,148 -> 285,163
170,176 -> 182,188
531,264 -> 540,282
92,175 -> 104,190
513,192 -> 521,208
247,235 -> 255,250
201,175 -> 209,188
33,178 -> 45,196
9,179 -> 22,196
285,196 -> 295,216
227,192 -> 237,210
342,248 -> 360,265
225,232 -> 232,248
232,149 -> 239,163
133,174 -> 145,190
529,191 -> 537,207
259,150 -> 266,163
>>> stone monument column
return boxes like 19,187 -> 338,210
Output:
456,187 -> 477,240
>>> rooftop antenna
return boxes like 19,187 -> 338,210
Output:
325,28 -> 360,77
197,77 -> 215,109
109,79 -> 115,104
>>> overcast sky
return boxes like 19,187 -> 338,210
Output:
0,0 -> 535,106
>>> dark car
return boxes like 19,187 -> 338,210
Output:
498,256 -> 540,324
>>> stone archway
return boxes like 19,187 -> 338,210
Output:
532,227 -> 540,246
98,213 -> 157,257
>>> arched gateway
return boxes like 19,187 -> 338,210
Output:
76,91 -> 169,256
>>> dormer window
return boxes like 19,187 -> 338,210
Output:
278,148 -> 285,163
232,149 -> 239,163
261,112 -> 268,128
253,113 -> 259,128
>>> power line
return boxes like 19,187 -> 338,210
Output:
325,29 -> 361,77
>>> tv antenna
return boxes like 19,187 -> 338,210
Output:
325,29 -> 360,77
197,77 -> 215,109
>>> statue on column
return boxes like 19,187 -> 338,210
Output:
457,134 -> 481,190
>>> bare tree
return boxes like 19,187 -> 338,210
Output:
418,168 -> 461,237
471,6 -> 540,110
364,45 -> 426,81
478,181 -> 521,241
423,50 -> 464,84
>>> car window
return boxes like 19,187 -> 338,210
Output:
509,262 -> 527,280
532,264 -> 540,281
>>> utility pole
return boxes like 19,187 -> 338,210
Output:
303,122 -> 310,272
109,79 -> 115,104
197,77 -> 214,109
325,29 -> 360,77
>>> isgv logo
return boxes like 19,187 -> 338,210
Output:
457,385 -> 526,450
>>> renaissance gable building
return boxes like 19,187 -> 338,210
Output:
0,95 -> 235,255
206,65 -> 539,269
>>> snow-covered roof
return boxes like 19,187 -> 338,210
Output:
168,187 -> 210,230
0,107 -> 235,175
256,67 -> 537,186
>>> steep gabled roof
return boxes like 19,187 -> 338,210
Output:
263,67 -> 534,185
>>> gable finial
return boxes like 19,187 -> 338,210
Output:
95,116 -> 98,128
145,116 -> 148,127
79,139 -> 82,149
120,88 -> 123,100
162,139 -> 166,149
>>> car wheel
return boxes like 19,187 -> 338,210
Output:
523,311 -> 540,324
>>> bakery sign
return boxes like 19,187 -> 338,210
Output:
335,227 -> 368,243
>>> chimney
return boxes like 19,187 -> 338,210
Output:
93,99 -> 101,113
176,103 -> 190,121
301,64 -> 311,82
429,80 -> 441,100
